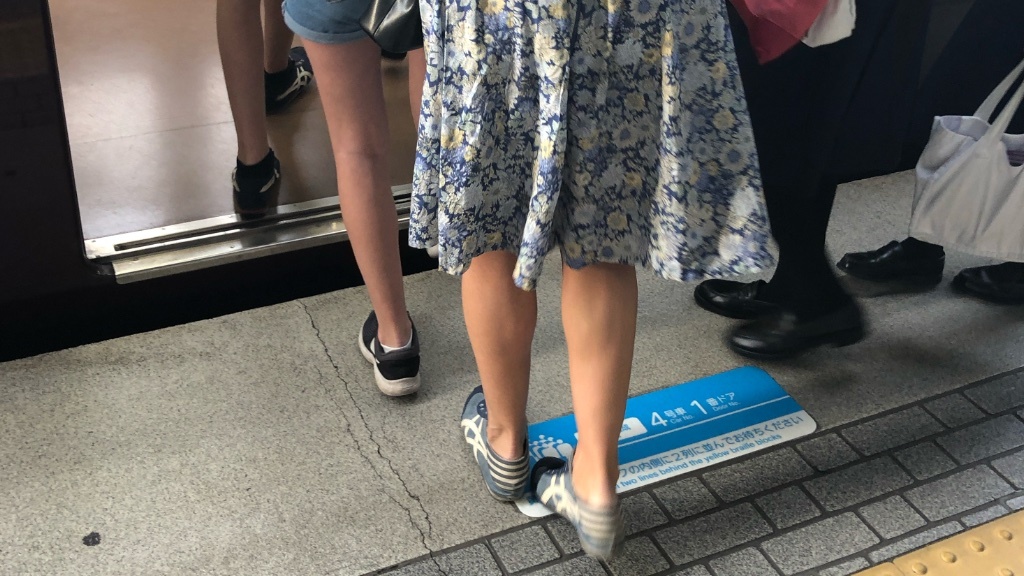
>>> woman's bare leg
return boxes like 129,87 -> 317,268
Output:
262,0 -> 293,73
461,252 -> 537,458
406,48 -> 426,126
303,38 -> 412,347
562,262 -> 638,506
217,0 -> 269,164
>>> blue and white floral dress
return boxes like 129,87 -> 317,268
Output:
409,0 -> 773,290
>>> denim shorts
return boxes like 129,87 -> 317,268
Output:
283,0 -> 372,45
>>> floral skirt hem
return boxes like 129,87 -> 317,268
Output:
410,237 -> 776,292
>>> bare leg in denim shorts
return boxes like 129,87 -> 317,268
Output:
284,0 -> 427,395
217,0 -> 313,219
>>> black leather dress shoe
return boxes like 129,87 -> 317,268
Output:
837,240 -> 944,285
952,262 -> 1024,304
694,279 -> 777,320
729,301 -> 865,360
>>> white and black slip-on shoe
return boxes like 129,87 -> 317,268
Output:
232,150 -> 281,220
358,311 -> 421,397
460,386 -> 529,501
265,46 -> 314,115
532,455 -> 624,560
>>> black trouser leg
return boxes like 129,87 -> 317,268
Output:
764,179 -> 848,314
727,2 -> 897,317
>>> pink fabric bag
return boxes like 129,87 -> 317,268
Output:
730,0 -> 830,63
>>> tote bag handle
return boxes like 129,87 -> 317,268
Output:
974,57 -> 1024,122
979,58 -> 1024,148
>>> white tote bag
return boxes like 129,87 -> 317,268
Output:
909,58 -> 1024,261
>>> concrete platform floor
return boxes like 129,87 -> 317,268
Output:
376,368 -> 1024,576
2,171 -> 1023,575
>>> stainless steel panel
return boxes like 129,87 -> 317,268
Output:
85,185 -> 413,283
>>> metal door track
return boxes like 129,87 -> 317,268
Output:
84,185 -> 412,284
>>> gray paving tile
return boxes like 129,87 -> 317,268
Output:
704,448 -> 814,502
1008,495 -> 1024,510
841,407 -> 945,456
379,559 -> 446,576
925,394 -> 986,428
438,545 -> 505,575
622,492 -> 669,536
547,518 -> 582,554
819,558 -> 870,576
992,448 -> 1024,489
893,442 -> 957,480
858,496 -> 925,539
962,505 -> 1009,527
671,567 -> 712,576
607,537 -> 670,576
904,466 -> 1014,521
796,434 -> 860,471
936,415 -> 1024,464
756,486 -> 821,530
491,526 -> 560,573
655,504 -> 772,565
965,372 -> 1024,414
381,546 -> 503,576
804,457 -> 913,511
653,478 -> 719,520
761,513 -> 878,575
531,555 -> 608,576
709,548 -> 779,576
868,522 -> 962,563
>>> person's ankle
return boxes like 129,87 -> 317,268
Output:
265,56 -> 292,76
376,314 -> 413,350
237,147 -> 273,169
487,425 -> 526,461
571,449 -> 618,507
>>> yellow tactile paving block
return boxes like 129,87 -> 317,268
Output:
854,510 -> 1024,576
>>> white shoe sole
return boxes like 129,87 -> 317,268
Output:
358,328 -> 421,397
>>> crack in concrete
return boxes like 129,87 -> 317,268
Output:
297,302 -> 448,576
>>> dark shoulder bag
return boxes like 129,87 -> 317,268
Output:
360,0 -> 424,54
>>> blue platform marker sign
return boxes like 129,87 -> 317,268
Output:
516,366 -> 816,516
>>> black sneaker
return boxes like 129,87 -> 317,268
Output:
358,311 -> 421,396
265,46 -> 314,115
232,149 -> 281,220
